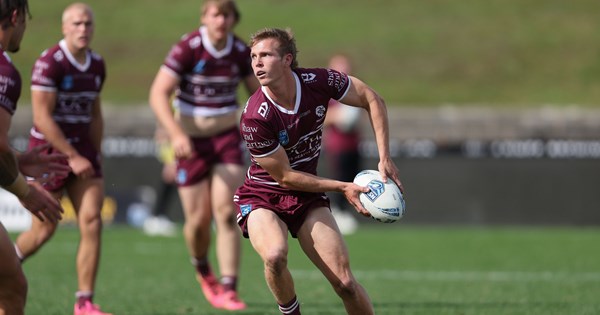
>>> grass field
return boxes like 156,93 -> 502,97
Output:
13,225 -> 600,315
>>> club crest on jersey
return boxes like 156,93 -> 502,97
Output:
61,75 -> 74,90
193,60 -> 206,73
301,73 -> 316,83
315,105 -> 326,117
278,130 -> 289,145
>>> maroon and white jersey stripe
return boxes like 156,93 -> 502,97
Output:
239,68 -> 351,194
30,40 -> 105,140
161,26 -> 252,117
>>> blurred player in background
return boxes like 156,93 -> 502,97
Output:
0,1 -> 67,314
13,3 -> 113,315
149,0 -> 259,310
235,28 -> 402,315
143,124 -> 177,237
323,54 -> 361,235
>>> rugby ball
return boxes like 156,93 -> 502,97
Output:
353,170 -> 405,223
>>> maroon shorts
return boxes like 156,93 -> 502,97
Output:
234,184 -> 330,238
176,127 -> 243,186
28,136 -> 103,192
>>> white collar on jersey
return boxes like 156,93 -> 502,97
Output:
59,39 -> 91,72
2,51 -> 11,63
261,71 -> 302,115
199,26 -> 233,59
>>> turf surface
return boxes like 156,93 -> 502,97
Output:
15,225 -> 600,314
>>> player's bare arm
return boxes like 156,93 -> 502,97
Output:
149,69 -> 193,159
32,89 -> 94,178
254,145 -> 371,216
339,76 -> 403,192
89,97 -> 104,153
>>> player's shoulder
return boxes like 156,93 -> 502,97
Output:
294,67 -> 330,84
232,34 -> 250,53
295,67 -> 349,95
37,43 -> 62,63
178,29 -> 203,50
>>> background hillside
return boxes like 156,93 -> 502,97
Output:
11,0 -> 600,106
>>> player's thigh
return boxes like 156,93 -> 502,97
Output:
178,179 -> 211,220
247,209 -> 289,261
66,178 -> 104,218
0,225 -> 24,282
297,207 -> 351,278
210,163 -> 244,210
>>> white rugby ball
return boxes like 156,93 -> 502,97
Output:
353,170 -> 405,223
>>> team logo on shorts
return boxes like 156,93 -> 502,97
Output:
240,204 -> 252,217
278,130 -> 289,145
315,105 -> 326,118
177,169 -> 188,185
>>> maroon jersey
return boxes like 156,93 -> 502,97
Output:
239,68 -> 350,194
0,51 -> 22,116
30,39 -> 106,140
161,26 -> 252,116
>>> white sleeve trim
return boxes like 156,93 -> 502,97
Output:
335,76 -> 352,101
31,85 -> 57,92
251,143 -> 281,158
160,65 -> 181,80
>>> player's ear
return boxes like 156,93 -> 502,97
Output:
283,53 -> 293,67
10,9 -> 19,26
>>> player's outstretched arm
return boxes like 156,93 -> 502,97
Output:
339,76 -> 403,192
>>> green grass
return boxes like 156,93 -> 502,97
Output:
10,0 -> 600,106
14,225 -> 600,314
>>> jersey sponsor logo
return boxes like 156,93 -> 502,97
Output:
242,123 -> 258,133
327,70 -> 347,92
258,102 -> 270,118
301,73 -> 316,83
278,130 -> 289,145
246,139 -> 275,149
316,105 -> 326,118
243,133 -> 254,141
193,60 -> 206,73
61,75 -> 74,90
240,204 -> 252,217
0,75 -> 16,93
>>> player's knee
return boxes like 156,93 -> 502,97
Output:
80,213 -> 103,234
36,223 -> 58,243
263,249 -> 288,274
331,276 -> 359,298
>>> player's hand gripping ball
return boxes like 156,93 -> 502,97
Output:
353,170 -> 406,223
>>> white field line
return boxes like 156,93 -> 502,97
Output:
291,269 -> 600,282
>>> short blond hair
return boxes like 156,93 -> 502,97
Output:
250,28 -> 298,69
